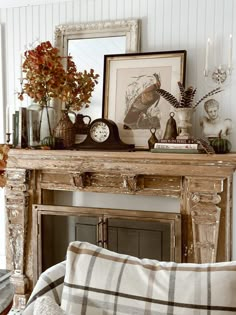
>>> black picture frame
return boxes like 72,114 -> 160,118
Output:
102,50 -> 187,149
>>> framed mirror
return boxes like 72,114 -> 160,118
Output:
54,19 -> 141,121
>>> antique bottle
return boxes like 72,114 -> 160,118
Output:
54,110 -> 76,148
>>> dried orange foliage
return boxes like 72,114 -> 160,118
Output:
18,41 -> 66,106
0,144 -> 9,188
61,57 -> 99,111
18,41 -> 99,111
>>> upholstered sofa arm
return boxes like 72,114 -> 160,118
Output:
23,261 -> 66,315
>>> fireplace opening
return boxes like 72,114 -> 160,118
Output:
33,204 -> 181,283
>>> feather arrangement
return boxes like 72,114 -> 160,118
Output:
157,82 -> 223,108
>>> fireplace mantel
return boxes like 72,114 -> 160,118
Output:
5,149 -> 236,309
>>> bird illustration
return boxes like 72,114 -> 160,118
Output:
123,73 -> 161,129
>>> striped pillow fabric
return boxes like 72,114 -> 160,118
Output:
23,261 -> 66,315
61,241 -> 236,315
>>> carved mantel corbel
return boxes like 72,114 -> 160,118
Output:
72,171 -> 91,189
122,174 -> 139,193
184,176 -> 226,263
5,168 -> 30,309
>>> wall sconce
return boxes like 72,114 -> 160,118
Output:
204,34 -> 233,85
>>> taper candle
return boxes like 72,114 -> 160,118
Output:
228,34 -> 233,71
6,104 -> 9,133
204,38 -> 210,76
20,54 -> 23,82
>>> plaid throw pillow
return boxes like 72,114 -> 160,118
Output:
61,241 -> 236,315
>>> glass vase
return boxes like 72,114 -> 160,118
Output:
27,103 -> 41,147
39,105 -> 56,142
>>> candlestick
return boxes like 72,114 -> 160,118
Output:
228,34 -> 233,73
204,38 -> 210,76
6,132 -> 11,145
204,35 -> 233,86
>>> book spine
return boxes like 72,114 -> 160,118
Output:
18,107 -> 28,148
12,113 -> 16,146
13,111 -> 19,147
21,107 -> 28,147
154,143 -> 198,149
157,139 -> 196,144
151,148 -> 199,154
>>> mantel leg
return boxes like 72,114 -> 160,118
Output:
183,176 -> 231,263
5,169 -> 30,309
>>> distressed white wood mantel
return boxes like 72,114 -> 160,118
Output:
5,149 -> 236,309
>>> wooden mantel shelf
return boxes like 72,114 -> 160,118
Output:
5,149 -> 236,308
8,148 -> 236,163
7,149 -> 236,174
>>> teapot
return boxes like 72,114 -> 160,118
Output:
74,113 -> 92,134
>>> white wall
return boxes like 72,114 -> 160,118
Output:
0,0 -> 236,266
0,22 -> 6,268
0,0 -> 235,139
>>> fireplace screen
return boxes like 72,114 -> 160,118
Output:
32,204 -> 181,284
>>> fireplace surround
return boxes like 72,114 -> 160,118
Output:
5,149 -> 236,309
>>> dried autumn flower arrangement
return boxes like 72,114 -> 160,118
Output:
18,41 -> 99,136
18,41 -> 66,106
157,81 -> 223,108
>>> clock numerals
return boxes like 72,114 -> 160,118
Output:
90,122 -> 110,143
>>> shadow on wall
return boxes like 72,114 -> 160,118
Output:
54,191 -> 180,213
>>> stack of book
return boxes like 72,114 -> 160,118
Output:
0,269 -> 12,290
151,139 -> 200,153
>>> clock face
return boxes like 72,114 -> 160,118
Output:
90,121 -> 110,143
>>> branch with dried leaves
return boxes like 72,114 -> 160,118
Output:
18,41 -> 99,112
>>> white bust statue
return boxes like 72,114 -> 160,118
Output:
200,98 -> 232,138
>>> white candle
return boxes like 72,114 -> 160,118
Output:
204,38 -> 210,76
6,104 -> 9,133
20,54 -> 23,82
228,34 -> 233,71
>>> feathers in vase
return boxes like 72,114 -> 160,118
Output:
157,81 -> 223,108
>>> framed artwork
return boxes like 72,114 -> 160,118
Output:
103,50 -> 186,149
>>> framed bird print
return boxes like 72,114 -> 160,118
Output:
103,50 -> 186,149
